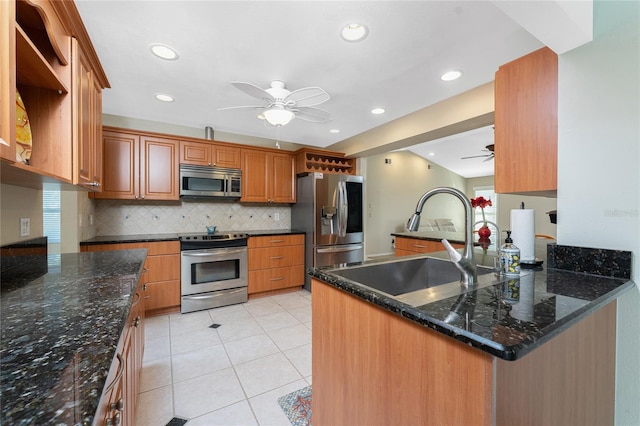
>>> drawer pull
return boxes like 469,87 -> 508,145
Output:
270,277 -> 285,281
411,244 -> 428,248
270,256 -> 285,260
269,239 -> 285,243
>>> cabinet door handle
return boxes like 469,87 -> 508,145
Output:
270,256 -> 285,260
133,316 -> 141,328
142,284 -> 147,291
104,353 -> 124,393
109,398 -> 124,412
141,195 -> 145,199
131,292 -> 141,307
270,277 -> 285,281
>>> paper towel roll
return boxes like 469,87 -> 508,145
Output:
510,209 -> 535,261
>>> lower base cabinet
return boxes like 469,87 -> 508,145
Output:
81,241 -> 180,315
312,279 -> 616,426
248,235 -> 304,296
98,276 -> 145,426
395,236 -> 464,256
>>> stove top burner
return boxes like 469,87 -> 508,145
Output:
178,233 -> 248,242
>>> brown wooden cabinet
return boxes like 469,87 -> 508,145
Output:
72,37 -> 102,191
241,148 -> 295,203
395,236 -> 463,256
1,0 -> 108,189
98,275 -> 145,426
494,47 -> 558,196
92,129 -> 179,200
0,0 -> 15,162
179,140 -> 241,168
312,278 -> 616,426
248,234 -> 304,296
82,241 -> 181,315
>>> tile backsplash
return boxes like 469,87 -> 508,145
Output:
94,199 -> 291,235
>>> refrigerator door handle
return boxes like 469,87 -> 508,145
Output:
317,244 -> 364,254
337,180 -> 348,237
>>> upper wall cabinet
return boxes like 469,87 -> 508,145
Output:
92,129 -> 179,201
179,140 -> 241,169
241,148 -> 295,203
0,0 -> 108,190
494,47 -> 558,196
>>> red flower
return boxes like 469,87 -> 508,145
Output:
471,196 -> 492,209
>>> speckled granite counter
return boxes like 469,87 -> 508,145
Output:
79,230 -> 305,246
80,233 -> 179,245
0,250 -> 147,425
310,244 -> 634,360
392,230 -> 468,245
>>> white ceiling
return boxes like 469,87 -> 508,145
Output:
73,1 -> 589,178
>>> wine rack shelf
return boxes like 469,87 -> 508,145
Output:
295,149 -> 356,175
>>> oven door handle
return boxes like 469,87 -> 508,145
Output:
182,248 -> 246,257
183,293 -> 237,300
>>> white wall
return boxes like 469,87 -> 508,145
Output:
364,150 -> 467,255
556,1 -> 639,424
0,183 -> 43,245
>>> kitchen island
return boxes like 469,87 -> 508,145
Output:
309,243 -> 633,425
0,250 -> 147,425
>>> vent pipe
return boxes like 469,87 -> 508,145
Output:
205,126 -> 214,140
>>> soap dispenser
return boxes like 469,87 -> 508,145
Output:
500,231 -> 521,276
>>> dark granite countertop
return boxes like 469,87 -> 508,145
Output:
310,243 -> 634,361
80,230 -> 305,245
0,250 -> 147,425
80,233 -> 179,245
392,231 -> 469,245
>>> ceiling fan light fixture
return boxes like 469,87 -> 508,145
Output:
341,23 -> 368,42
149,44 -> 179,60
441,70 -> 463,81
263,105 -> 295,126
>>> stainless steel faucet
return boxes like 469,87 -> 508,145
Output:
407,187 -> 477,286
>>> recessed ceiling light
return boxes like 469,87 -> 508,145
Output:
441,70 -> 463,81
154,93 -> 174,102
341,23 -> 368,42
149,44 -> 179,60
371,108 -> 385,115
428,152 -> 436,156
329,129 -> 340,134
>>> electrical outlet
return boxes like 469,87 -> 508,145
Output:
20,217 -> 30,237
274,213 -> 280,221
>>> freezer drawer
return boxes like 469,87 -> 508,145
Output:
314,244 -> 364,269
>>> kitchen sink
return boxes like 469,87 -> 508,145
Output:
330,256 -> 494,296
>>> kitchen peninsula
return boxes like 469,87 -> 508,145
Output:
0,249 -> 147,425
309,244 -> 633,425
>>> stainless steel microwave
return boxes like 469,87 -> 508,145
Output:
179,164 -> 242,199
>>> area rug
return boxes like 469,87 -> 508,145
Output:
278,385 -> 312,426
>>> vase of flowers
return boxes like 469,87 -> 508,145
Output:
471,196 -> 493,238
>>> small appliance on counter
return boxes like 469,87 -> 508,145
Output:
178,232 -> 248,313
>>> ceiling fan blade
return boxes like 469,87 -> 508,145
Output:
217,105 -> 265,111
461,154 -> 492,160
285,87 -> 330,107
293,106 -> 331,123
483,154 -> 495,162
230,81 -> 275,102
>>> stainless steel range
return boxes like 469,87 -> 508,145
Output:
179,232 -> 248,313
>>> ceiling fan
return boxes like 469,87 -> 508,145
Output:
218,80 -> 331,127
461,144 -> 494,162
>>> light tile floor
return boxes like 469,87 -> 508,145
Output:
136,290 -> 312,426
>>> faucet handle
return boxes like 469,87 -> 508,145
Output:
441,239 -> 462,262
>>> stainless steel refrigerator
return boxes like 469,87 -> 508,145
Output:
291,172 -> 365,290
